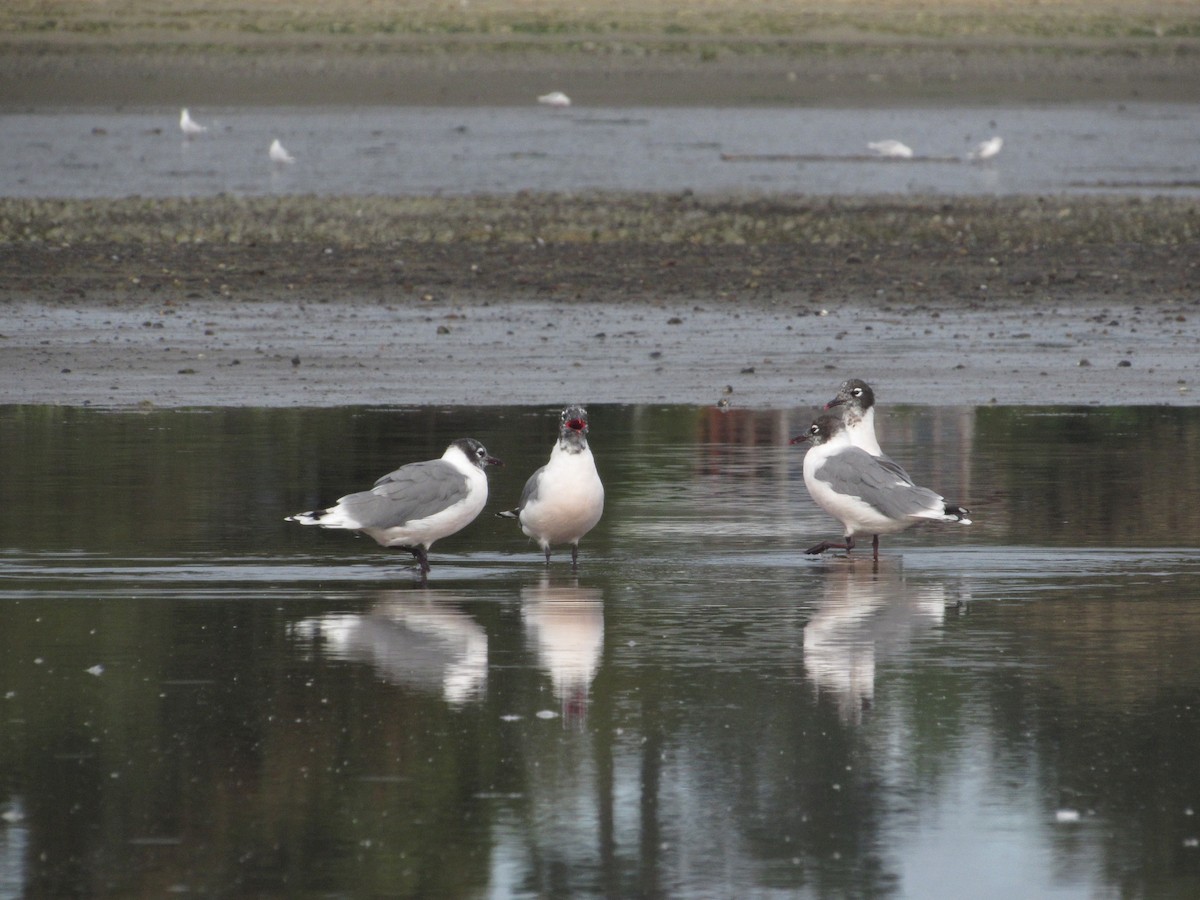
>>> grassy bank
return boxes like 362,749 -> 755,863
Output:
4,0 -> 1198,44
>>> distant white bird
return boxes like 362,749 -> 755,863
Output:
968,136 -> 1004,161
537,91 -> 572,108
179,108 -> 207,138
269,138 -> 295,164
867,139 -> 914,159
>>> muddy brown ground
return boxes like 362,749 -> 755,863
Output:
3,194 -> 1198,408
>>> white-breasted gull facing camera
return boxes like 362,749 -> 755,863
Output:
499,405 -> 604,569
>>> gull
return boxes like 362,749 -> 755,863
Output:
867,139 -> 914,159
179,108 -> 207,138
823,378 -> 909,469
269,138 -> 295,164
286,438 -> 501,581
499,405 -> 604,569
791,414 -> 971,561
968,136 -> 1003,161
537,91 -> 572,108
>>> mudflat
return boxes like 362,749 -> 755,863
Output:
2,0 -> 1199,408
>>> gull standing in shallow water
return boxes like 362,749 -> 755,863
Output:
968,136 -> 1003,161
867,139 -> 914,159
179,108 -> 207,138
269,138 -> 295,164
499,405 -> 604,569
286,438 -> 501,582
791,414 -> 971,561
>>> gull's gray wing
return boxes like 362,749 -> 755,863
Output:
337,459 -> 470,529
815,447 -> 944,520
517,464 -> 547,511
873,451 -> 914,485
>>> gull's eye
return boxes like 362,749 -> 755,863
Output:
851,387 -> 863,397
810,423 -> 820,435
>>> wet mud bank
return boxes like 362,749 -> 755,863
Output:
2,194 -> 1198,409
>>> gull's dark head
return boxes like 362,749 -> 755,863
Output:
790,414 -> 842,447
824,378 -> 875,414
452,438 -> 502,470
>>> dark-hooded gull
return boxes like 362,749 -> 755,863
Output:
791,414 -> 970,561
287,438 -> 501,581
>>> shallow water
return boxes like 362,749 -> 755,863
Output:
2,103 -> 1198,199
2,404 -> 1200,898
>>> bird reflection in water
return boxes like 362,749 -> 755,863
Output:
521,577 -> 604,724
803,560 -> 956,723
290,590 -> 487,705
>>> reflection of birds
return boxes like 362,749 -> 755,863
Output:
269,138 -> 295,164
867,139 -> 913,159
286,438 -> 501,580
804,565 -> 946,721
522,578 -> 604,719
537,91 -> 571,108
968,136 -> 1003,160
500,405 -> 604,569
791,414 -> 971,560
179,108 -> 207,138
291,590 -> 487,704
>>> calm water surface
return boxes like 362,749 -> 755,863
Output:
2,103 -> 1198,198
2,404 -> 1199,898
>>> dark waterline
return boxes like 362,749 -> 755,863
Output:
1,404 -> 1199,898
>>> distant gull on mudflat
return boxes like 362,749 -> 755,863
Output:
286,438 -> 501,582
867,139 -> 914,159
269,138 -> 295,164
179,108 -> 207,138
791,414 -> 971,561
968,136 -> 1004,161
499,405 -> 604,569
537,91 -> 572,108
